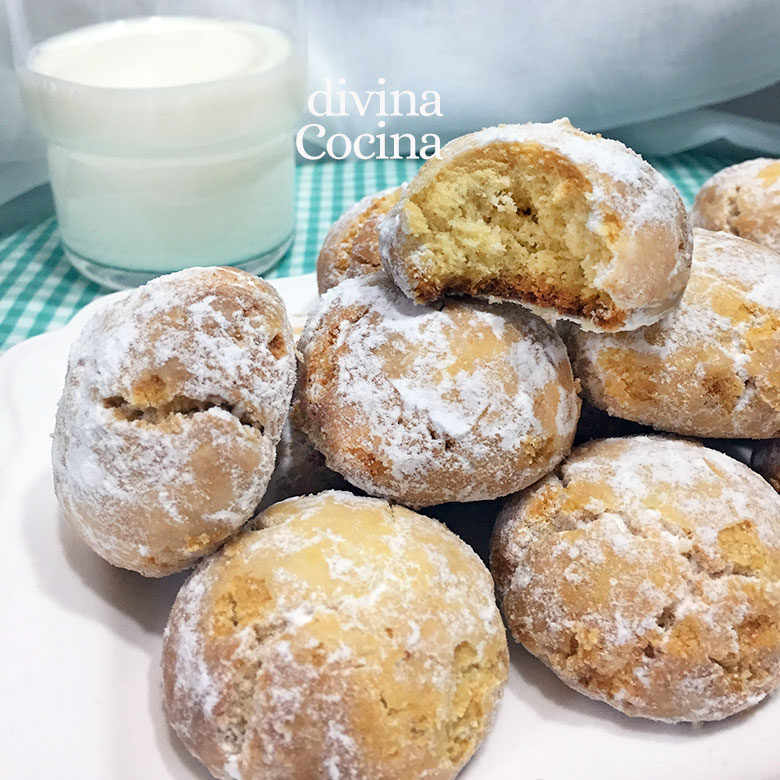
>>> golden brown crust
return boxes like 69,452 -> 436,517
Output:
316,187 -> 402,294
163,491 -> 509,780
411,270 -> 627,330
691,158 -> 780,253
491,436 -> 780,723
52,267 -> 296,576
566,229 -> 780,438
293,273 -> 580,507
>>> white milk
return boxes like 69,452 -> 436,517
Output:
21,17 -> 304,283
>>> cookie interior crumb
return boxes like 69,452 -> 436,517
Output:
401,144 -> 621,327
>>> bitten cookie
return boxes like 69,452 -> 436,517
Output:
491,436 -> 780,723
52,267 -> 296,577
380,119 -> 692,332
691,158 -> 780,253
163,491 -> 509,780
316,186 -> 402,293
294,273 -> 580,507
565,229 -> 780,438
753,440 -> 780,492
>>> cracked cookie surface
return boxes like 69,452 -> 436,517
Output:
52,266 -> 296,576
565,228 -> 780,438
294,272 -> 580,507
490,436 -> 780,722
162,491 -> 509,780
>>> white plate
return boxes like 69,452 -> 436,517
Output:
0,272 -> 776,780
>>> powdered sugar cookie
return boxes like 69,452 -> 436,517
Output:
294,273 -> 580,506
52,267 -> 296,577
692,158 -> 780,253
380,119 -> 691,332
316,186 -> 402,293
566,229 -> 780,438
491,436 -> 780,723
163,491 -> 509,780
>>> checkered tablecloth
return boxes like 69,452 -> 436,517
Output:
0,153 -> 742,351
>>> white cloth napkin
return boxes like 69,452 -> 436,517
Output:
307,0 -> 780,150
1,0 -> 779,209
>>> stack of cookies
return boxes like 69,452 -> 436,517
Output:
52,121 -> 780,779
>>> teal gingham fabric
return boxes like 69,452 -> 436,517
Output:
0,153 -> 743,351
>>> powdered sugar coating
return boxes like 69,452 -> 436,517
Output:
380,118 -> 692,332
692,158 -> 780,253
294,273 -> 580,507
491,436 -> 780,723
316,186 -> 402,294
52,267 -> 296,576
567,229 -> 780,438
162,491 -> 509,780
